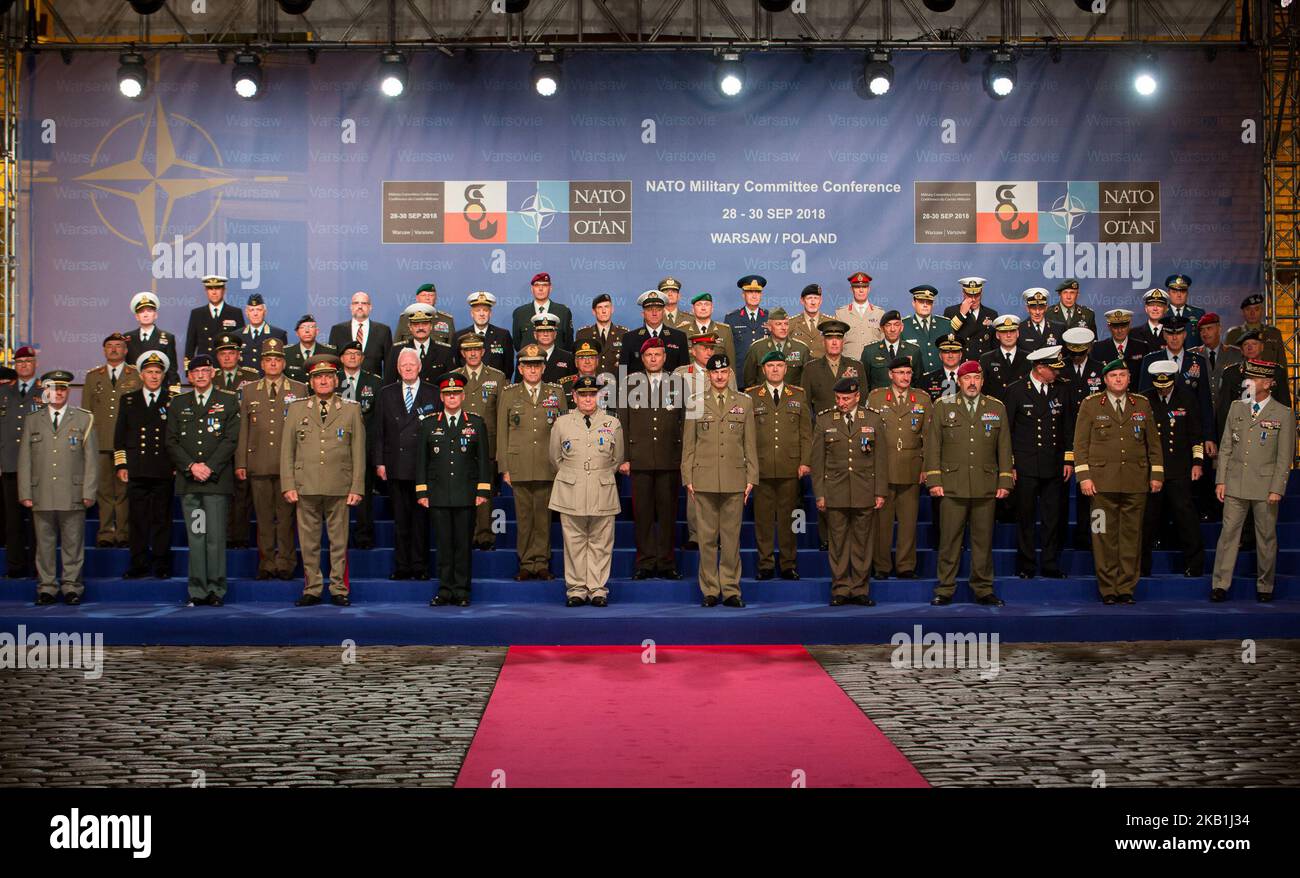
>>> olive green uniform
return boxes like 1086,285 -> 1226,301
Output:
924,394 -> 1013,599
861,340 -> 923,391
742,336 -> 811,390
812,405 -> 888,599
235,376 -> 308,578
748,383 -> 812,575
81,363 -> 141,544
1071,391 -> 1164,598
867,386 -> 931,577
789,312 -> 832,360
452,364 -> 507,549
496,381 -> 568,577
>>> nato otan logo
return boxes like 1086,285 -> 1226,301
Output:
50,809 -> 151,859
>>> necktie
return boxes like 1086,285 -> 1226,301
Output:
1041,383 -> 1048,398
530,387 -> 538,405
889,344 -> 895,358
717,394 -> 725,409
142,330 -> 150,342
584,415 -> 592,429
197,393 -> 207,409
772,387 -> 780,406
110,368 -> 118,387
948,371 -> 955,385
270,382 -> 278,400
448,415 -> 457,431
1117,344 -> 1124,357
212,307 -> 219,320
404,385 -> 413,413
1252,401 -> 1261,418
1005,351 -> 1012,366
846,411 -> 853,427
52,410 -> 60,431
1114,398 -> 1124,417
147,392 -> 155,408
356,323 -> 365,347
320,400 -> 328,423
19,382 -> 27,396
419,343 -> 427,359
226,372 -> 234,386
1209,349 -> 1217,370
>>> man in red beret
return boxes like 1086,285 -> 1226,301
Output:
511,271 -> 574,352
0,345 -> 43,577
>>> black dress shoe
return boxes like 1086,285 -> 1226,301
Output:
722,596 -> 746,608
330,594 -> 351,607
853,595 -> 876,607
275,571 -> 295,581
780,569 -> 800,581
976,594 -> 1005,607
632,569 -> 653,580
819,541 -> 829,552
209,595 -> 225,607
896,571 -> 917,579
475,543 -> 495,552
830,595 -> 848,606
755,570 -> 775,581
153,570 -> 172,580
1257,591 -> 1275,603
455,597 -> 471,607
537,570 -> 554,581
1184,569 -> 1204,578
514,571 -> 532,582
431,594 -> 450,606
874,570 -> 892,580
659,569 -> 682,580
930,596 -> 951,606
1118,594 -> 1136,605
389,571 -> 411,581
1017,569 -> 1035,579
1209,588 -> 1228,603
566,596 -> 586,607
413,571 -> 431,581
8,570 -> 32,580
122,569 -> 149,580
701,595 -> 719,607
590,595 -> 608,607
295,593 -> 322,607
683,541 -> 699,551
1102,594 -> 1118,605
63,593 -> 83,606
256,571 -> 272,581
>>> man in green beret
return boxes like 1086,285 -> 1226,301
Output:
742,308 -> 810,389
395,283 -> 456,347
681,292 -> 738,368
862,310 -> 921,391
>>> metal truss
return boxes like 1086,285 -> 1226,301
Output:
1263,0 -> 1299,425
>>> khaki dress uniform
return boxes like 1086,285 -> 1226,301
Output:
834,301 -> 885,361
496,380 -> 568,577
235,374 -> 308,578
19,405 -> 98,600
81,362 -> 141,545
681,387 -> 759,600
924,394 -> 1014,600
749,383 -> 812,576
812,405 -> 888,600
281,394 -> 366,599
790,312 -> 831,360
396,307 -> 456,347
866,386 -> 931,577
1212,396 -> 1295,596
453,363 -> 507,549
548,409 -> 624,600
671,361 -> 734,545
1071,391 -> 1164,599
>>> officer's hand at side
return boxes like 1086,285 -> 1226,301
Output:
874,496 -> 885,510
618,462 -> 630,476
1080,479 -> 1097,496
1191,464 -> 1203,481
1269,492 -> 1283,504
929,485 -> 944,497
235,468 -> 247,481
816,497 -> 826,512
743,483 -> 753,504
376,465 -> 387,481
502,471 -> 512,487
1205,441 -> 1218,458
1150,480 -> 1163,493
346,493 -> 362,506
995,488 -> 1009,500
1215,484 -> 1226,502
418,497 -> 429,508
20,499 -> 32,508
685,483 -> 695,496
83,498 -> 94,508
475,496 -> 487,506
797,465 -> 811,478
117,470 -> 129,484
283,490 -> 299,503
1063,465 -> 1073,481
1010,469 -> 1017,483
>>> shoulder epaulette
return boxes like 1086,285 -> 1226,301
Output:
786,384 -> 803,392
88,365 -> 106,374
340,397 -> 359,405
818,406 -> 836,417
745,384 -> 762,393
74,406 -> 91,415
1084,391 -> 1104,400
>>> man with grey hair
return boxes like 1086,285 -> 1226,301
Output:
328,291 -> 393,380
374,346 -> 439,581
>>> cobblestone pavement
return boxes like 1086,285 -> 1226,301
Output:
0,646 -> 505,787
811,640 -> 1300,787
3,642 -> 1298,787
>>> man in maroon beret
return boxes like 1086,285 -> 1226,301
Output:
512,271 -> 573,351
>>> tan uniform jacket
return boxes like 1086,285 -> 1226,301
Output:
924,394 -> 1014,497
812,405 -> 887,507
547,410 -> 624,515
1071,392 -> 1164,492
681,388 -> 759,493
81,364 -> 141,451
280,395 -> 366,496
495,381 -> 568,481
235,377 -> 308,476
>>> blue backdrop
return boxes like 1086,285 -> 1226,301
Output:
19,48 -> 1262,376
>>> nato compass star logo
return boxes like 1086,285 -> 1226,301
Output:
1048,192 -> 1090,235
518,192 -> 558,232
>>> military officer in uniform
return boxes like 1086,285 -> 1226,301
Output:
924,360 -> 1012,606
725,275 -> 770,367
82,332 -> 141,547
165,355 -> 240,607
549,376 -> 624,606
1060,328 -> 1105,551
395,283 -> 456,347
1137,315 -> 1215,453
743,308 -> 812,390
1046,279 -> 1098,337
511,271 -> 574,351
124,291 -> 181,390
1140,360 -> 1206,578
861,311 -> 921,391
374,347 -> 439,581
559,342 -> 605,408
114,352 -> 175,579
1130,288 -> 1170,351
212,334 -> 257,549
1211,360 -> 1294,602
1093,309 -> 1150,374
866,357 -> 930,579
336,341 -> 382,549
573,293 -> 629,377
1216,331 -> 1291,439
658,277 -> 690,329
385,302 -> 456,386
749,350 -> 812,580
1072,359 -> 1164,604
943,277 -> 999,361
417,374 -> 491,607
802,320 -> 863,418
901,285 -> 948,376
672,333 -> 730,552
1020,288 -> 1066,352
834,271 -> 885,358
283,314 -> 335,385
236,293 -> 289,373
618,337 -> 686,579
813,377 -> 888,605
1226,293 -> 1289,369
497,344 -> 568,580
978,315 -> 1030,402
919,333 -> 965,401
1164,274 -> 1204,345
454,291 -> 515,377
282,354 -> 366,607
0,348 -> 43,578
619,290 -> 689,374
451,335 -> 507,551
19,371 -> 96,605
682,353 -> 758,607
790,283 -> 832,360
524,312 -> 576,384
184,275 -> 244,365
234,337 -> 306,581
681,292 -> 738,368
1004,346 -> 1072,578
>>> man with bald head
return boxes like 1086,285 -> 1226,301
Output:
328,291 -> 393,380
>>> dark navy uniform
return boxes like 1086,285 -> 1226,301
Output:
943,304 -> 1000,360
284,341 -> 336,385
1137,349 -> 1215,444
1019,318 -> 1067,353
1060,356 -> 1106,550
1004,376 -> 1071,576
977,347 -> 1031,401
113,387 -> 175,577
237,324 -> 289,373
1092,335 -> 1150,375
723,306 -> 769,367
416,410 -> 492,604
1141,382 -> 1206,576
125,327 -> 181,389
185,302 -> 244,363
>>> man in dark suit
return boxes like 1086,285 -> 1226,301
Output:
385,304 -> 456,387
454,291 -> 514,376
1046,278 -> 1098,337
237,293 -> 289,373
943,276 -> 1000,361
619,290 -> 689,374
374,347 -> 440,580
184,275 -> 244,365
125,291 -> 181,390
1137,315 -> 1215,451
328,291 -> 393,381
337,341 -> 383,549
574,293 -> 629,377
1129,288 -> 1170,351
511,271 -> 574,351
284,314 -> 335,385
1092,309 -> 1150,374
1019,288 -> 1067,352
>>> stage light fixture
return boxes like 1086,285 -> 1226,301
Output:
532,52 -> 560,98
922,0 -> 957,11
759,0 -> 794,11
276,0 -> 315,13
983,50 -> 1015,99
128,0 -> 167,14
232,51 -> 262,99
379,51 -> 408,98
117,52 -> 148,100
505,0 -> 531,11
863,50 -> 894,98
717,51 -> 745,98
1133,54 -> 1158,96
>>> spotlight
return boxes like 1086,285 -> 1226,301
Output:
505,0 -> 531,11
128,0 -> 167,14
1133,54 -> 1158,96
716,51 -> 745,98
117,52 -> 148,100
759,0 -> 794,10
1073,0 -> 1098,10
379,51 -> 407,97
532,51 -> 560,98
923,0 -> 957,11
231,51 -> 262,99
984,50 -> 1015,99
276,0 -> 315,13
863,50 -> 894,98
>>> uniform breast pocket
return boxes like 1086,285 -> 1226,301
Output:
726,414 -> 745,431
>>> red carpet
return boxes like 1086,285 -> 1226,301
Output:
456,645 -> 929,788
